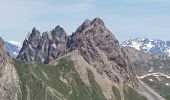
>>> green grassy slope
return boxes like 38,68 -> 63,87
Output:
14,57 -> 106,100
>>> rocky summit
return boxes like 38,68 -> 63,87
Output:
17,26 -> 68,64
15,18 -> 166,100
67,17 -> 137,85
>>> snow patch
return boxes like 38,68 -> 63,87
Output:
130,41 -> 141,50
121,38 -> 170,57
166,83 -> 169,86
137,73 -> 170,80
51,44 -> 57,48
143,42 -> 154,52
13,52 -> 18,56
149,79 -> 153,82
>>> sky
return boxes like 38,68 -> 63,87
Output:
0,0 -> 170,43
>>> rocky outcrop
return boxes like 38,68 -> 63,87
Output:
67,18 -> 137,85
0,38 -> 20,100
17,26 -> 68,64
17,27 -> 41,63
39,26 -> 68,64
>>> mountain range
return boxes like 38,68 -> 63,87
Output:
122,38 -> 170,57
0,18 -> 169,100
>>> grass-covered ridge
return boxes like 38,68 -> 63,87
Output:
13,57 -> 106,100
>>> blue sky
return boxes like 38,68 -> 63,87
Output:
0,0 -> 170,42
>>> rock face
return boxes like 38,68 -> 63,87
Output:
68,18 -> 137,85
17,27 -> 41,63
38,26 -> 68,64
17,26 -> 68,64
0,38 -> 20,100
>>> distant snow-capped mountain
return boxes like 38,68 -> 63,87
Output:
121,38 -> 170,56
4,41 -> 22,57
8,41 -> 22,48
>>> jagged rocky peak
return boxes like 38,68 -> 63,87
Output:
32,27 -> 40,34
68,18 -> 136,86
70,17 -> 119,50
51,25 -> 68,42
17,27 -> 42,63
76,17 -> 105,33
84,19 -> 91,24
91,17 -> 105,26
52,25 -> 67,35
75,19 -> 91,32
29,27 -> 41,41
18,25 -> 68,64
23,27 -> 41,48
39,26 -> 68,64
82,19 -> 91,28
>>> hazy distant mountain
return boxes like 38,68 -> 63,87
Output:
4,41 -> 22,57
122,38 -> 170,56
